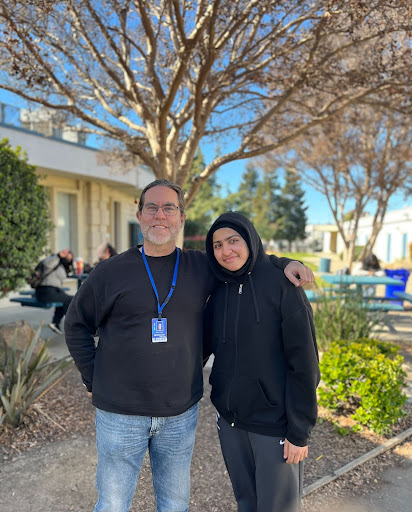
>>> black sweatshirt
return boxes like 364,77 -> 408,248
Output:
65,246 -> 293,417
204,213 -> 320,446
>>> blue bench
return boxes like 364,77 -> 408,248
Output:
304,290 -> 321,302
304,290 -> 404,311
394,291 -> 412,304
10,297 -> 63,309
364,302 -> 404,312
19,288 -> 69,296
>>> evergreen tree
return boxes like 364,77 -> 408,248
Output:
274,170 -> 307,250
185,149 -> 224,232
232,163 -> 259,219
253,171 -> 282,241
0,139 -> 51,296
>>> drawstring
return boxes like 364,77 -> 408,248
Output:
222,282 -> 229,343
248,273 -> 261,323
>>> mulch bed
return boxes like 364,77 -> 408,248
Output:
1,363 -> 411,492
0,365 -> 95,462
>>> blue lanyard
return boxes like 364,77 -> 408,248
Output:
141,247 -> 180,320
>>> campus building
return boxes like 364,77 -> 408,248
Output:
337,207 -> 412,264
309,207 -> 412,264
0,103 -> 153,265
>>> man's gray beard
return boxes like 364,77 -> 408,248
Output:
141,225 -> 181,246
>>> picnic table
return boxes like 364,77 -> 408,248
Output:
305,274 -> 406,311
68,273 -> 89,290
305,274 -> 407,333
10,276 -> 87,309
320,274 -> 404,292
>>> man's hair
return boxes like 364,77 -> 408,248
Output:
138,179 -> 185,213
106,243 -> 118,257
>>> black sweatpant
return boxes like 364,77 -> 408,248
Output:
35,286 -> 73,326
217,414 -> 303,512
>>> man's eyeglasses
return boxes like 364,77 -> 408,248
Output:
142,203 -> 181,216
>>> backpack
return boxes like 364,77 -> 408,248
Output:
27,260 -> 60,289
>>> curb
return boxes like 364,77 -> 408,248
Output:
303,425 -> 412,497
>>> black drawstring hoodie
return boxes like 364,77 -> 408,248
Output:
205,212 -> 320,446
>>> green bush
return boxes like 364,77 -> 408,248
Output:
0,139 -> 51,296
0,325 -> 71,427
313,291 -> 384,350
318,338 -> 407,435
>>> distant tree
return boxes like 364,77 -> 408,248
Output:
0,139 -> 51,296
273,170 -> 307,251
185,149 -> 226,230
0,1 -> 409,205
231,164 -> 260,219
253,170 -> 282,242
272,107 -> 412,269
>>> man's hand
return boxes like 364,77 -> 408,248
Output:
88,391 -> 92,398
283,439 -> 308,464
284,261 -> 314,287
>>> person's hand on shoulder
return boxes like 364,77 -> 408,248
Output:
284,261 -> 314,287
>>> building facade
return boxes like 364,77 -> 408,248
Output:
336,207 -> 412,264
0,103 -> 153,265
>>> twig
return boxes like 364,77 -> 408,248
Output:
33,404 -> 66,432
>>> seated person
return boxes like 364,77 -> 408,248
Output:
35,248 -> 74,335
84,243 -> 118,273
352,253 -> 385,297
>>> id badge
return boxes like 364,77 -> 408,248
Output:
152,318 -> 167,343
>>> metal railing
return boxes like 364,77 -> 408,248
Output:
0,101 -> 89,147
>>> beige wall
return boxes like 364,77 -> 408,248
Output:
39,174 -> 140,264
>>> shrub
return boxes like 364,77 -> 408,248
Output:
0,325 -> 71,427
318,338 -> 407,435
313,291 -> 384,350
0,139 -> 51,296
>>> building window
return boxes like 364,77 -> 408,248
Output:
386,233 -> 391,262
114,201 -> 121,250
402,233 -> 408,259
129,222 -> 143,247
57,192 -> 76,252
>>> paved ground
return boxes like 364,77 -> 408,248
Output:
342,455 -> 412,512
309,442 -> 412,512
1,275 -> 412,511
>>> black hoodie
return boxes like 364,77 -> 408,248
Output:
204,212 -> 320,446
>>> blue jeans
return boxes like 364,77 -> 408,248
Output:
94,403 -> 199,512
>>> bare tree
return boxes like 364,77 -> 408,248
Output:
271,107 -> 412,270
0,0 -> 410,205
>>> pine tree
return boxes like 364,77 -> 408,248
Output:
274,170 -> 307,250
185,149 -> 225,232
253,171 -> 282,241
232,163 -> 260,219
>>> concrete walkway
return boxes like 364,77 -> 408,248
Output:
309,441 -> 412,512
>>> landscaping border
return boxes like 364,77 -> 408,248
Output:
303,425 -> 412,496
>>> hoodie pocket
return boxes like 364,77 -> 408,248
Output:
229,376 -> 284,425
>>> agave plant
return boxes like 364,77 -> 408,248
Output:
0,324 -> 71,427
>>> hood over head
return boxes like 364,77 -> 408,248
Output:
59,251 -> 74,275
206,212 -> 265,282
